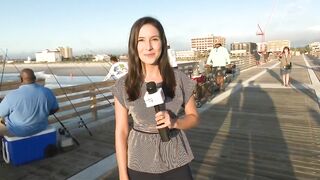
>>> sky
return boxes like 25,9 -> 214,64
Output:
1,0 -> 319,58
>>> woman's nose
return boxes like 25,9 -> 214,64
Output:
145,41 -> 153,51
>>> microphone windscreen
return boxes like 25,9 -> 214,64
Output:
146,81 -> 157,94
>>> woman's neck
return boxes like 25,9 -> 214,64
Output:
144,64 -> 162,83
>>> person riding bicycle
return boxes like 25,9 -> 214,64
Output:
205,42 -> 231,92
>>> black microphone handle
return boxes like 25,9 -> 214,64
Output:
154,105 -> 170,142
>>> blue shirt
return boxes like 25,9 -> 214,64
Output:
0,83 -> 58,136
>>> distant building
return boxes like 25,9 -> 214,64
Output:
256,42 -> 268,53
191,34 -> 226,52
119,55 -> 128,61
35,49 -> 62,62
267,40 -> 290,53
24,56 -> 34,63
57,46 -> 73,59
230,42 -> 257,57
176,50 -> 195,59
93,54 -> 111,62
309,42 -> 320,52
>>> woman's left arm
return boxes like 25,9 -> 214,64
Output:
156,96 -> 199,130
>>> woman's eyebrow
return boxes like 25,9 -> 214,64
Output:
138,35 -> 160,38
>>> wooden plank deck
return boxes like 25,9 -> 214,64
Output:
188,56 -> 320,179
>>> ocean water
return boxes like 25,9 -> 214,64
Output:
0,71 -> 106,90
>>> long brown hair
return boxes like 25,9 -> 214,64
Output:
282,46 -> 290,54
126,16 -> 176,101
282,46 -> 291,57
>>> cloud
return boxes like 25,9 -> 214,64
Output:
307,25 -> 320,31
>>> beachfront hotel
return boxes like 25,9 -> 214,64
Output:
35,49 -> 62,62
191,34 -> 226,52
35,46 -> 73,62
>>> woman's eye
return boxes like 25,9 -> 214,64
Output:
138,39 -> 144,42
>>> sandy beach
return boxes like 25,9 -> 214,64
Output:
2,62 -> 111,76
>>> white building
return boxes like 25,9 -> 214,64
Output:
93,54 -> 111,62
35,49 -> 62,62
176,50 -> 195,59
309,42 -> 320,52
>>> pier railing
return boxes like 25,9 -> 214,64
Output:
0,78 -> 45,91
0,56 -> 256,126
49,80 -> 115,124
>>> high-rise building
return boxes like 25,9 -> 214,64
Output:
58,46 -> 73,59
191,35 -> 226,52
267,40 -> 290,52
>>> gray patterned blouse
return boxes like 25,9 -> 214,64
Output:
112,69 -> 196,173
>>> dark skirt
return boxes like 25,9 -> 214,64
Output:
280,67 -> 291,75
128,164 -> 193,180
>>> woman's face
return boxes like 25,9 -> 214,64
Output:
137,24 -> 162,65
284,48 -> 289,54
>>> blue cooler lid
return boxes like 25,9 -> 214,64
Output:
4,127 -> 56,141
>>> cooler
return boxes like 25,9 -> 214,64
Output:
2,127 -> 57,166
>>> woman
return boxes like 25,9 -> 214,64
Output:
279,46 -> 292,87
112,17 -> 199,180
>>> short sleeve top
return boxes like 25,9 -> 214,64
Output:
112,69 -> 196,173
279,54 -> 292,67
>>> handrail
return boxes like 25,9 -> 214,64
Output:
0,57 -> 255,128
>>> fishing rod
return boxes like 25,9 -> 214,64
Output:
46,64 -> 93,136
0,49 -> 8,91
53,113 -> 80,146
11,61 -> 21,73
0,49 -> 20,81
76,64 -> 114,108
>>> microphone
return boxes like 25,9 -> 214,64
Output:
144,81 -> 170,142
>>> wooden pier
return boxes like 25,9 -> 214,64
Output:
1,55 -> 319,179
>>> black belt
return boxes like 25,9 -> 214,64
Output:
132,127 -> 159,134
132,127 -> 179,135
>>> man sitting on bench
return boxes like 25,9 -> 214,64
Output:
0,68 -> 59,137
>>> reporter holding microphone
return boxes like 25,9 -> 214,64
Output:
112,16 -> 199,180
